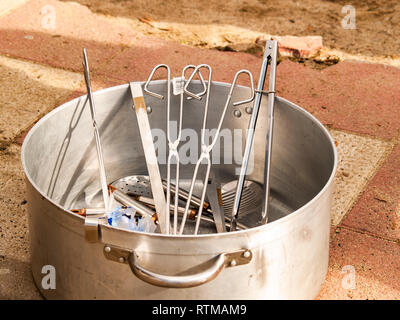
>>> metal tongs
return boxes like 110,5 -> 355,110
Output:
230,39 -> 278,231
179,65 -> 255,235
143,64 -> 206,234
82,48 -> 111,241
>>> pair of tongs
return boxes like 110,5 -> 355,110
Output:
230,39 -> 278,231
143,64 -> 207,234
178,65 -> 255,235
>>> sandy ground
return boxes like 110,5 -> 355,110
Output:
65,0 -> 400,60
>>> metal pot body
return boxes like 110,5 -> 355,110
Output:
22,81 -> 337,299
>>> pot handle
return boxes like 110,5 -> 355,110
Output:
103,245 -> 252,289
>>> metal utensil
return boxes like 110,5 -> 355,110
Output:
110,175 -> 251,232
143,64 -> 206,234
82,48 -> 110,241
24,76 -> 337,298
260,40 -> 278,225
137,197 -> 197,221
71,208 -> 107,217
230,39 -> 278,231
82,48 -> 109,211
108,185 -> 157,220
109,183 -> 246,231
129,81 -> 168,234
206,170 -> 226,233
179,66 -> 255,235
162,180 -> 210,210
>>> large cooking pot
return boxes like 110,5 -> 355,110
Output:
21,81 -> 337,299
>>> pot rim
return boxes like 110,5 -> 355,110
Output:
21,80 -> 338,239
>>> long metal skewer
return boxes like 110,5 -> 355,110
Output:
161,180 -> 210,210
108,185 -> 157,220
230,39 -> 278,231
143,64 -> 172,234
179,67 -> 255,235
260,41 -> 278,225
71,202 -> 249,230
170,65 -> 206,234
82,48 -> 110,211
178,64 -> 212,235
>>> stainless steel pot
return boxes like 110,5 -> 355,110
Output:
21,81 -> 337,299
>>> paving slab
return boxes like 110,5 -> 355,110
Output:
276,60 -> 400,140
341,144 -> 400,241
0,55 -> 82,141
0,0 -> 137,71
329,130 -> 390,226
317,228 -> 400,300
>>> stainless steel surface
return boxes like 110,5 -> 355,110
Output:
82,48 -> 110,242
261,40 -> 278,225
133,195 -> 196,217
22,80 -> 337,299
82,49 -> 109,211
144,64 -> 207,234
180,67 -> 255,235
83,216 -> 101,242
220,180 -> 263,223
230,40 -> 274,231
111,175 -> 260,224
103,244 -> 252,288
110,175 -> 248,231
179,64 -> 213,235
111,175 -> 210,210
206,171 -> 226,233
162,180 -> 210,210
200,215 -> 247,231
130,82 -> 167,234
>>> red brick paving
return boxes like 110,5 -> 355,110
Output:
341,144 -> 400,241
0,0 -> 137,71
99,36 -> 400,140
96,36 -> 261,86
318,228 -> 400,299
276,60 -> 400,140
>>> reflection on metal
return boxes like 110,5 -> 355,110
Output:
103,244 -> 252,288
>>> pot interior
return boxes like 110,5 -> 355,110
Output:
22,81 -> 336,232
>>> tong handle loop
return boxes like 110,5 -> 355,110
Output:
144,64 -> 171,100
231,70 -> 255,106
184,64 -> 212,100
182,65 -> 207,99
